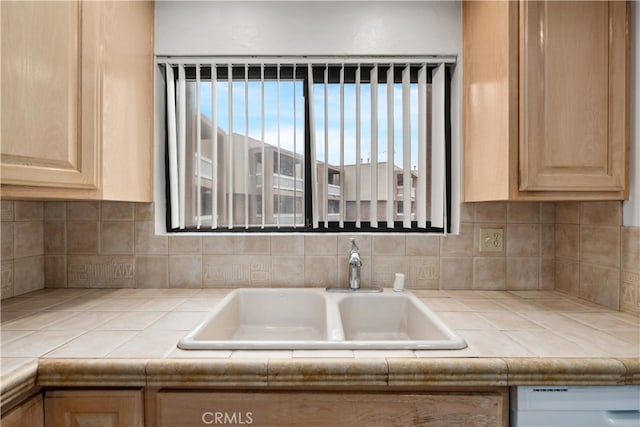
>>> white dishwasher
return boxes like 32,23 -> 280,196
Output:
511,385 -> 640,427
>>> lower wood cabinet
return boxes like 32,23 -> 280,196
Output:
154,390 -> 508,427
1,394 -> 44,427
44,389 -> 144,427
6,388 -> 507,426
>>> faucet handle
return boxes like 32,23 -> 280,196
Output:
350,238 -> 359,253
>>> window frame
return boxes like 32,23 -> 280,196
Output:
164,62 -> 453,234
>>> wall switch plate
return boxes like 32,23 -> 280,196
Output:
479,228 -> 504,252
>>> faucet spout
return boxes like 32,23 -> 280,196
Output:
326,238 -> 381,293
326,239 -> 381,292
348,239 -> 361,290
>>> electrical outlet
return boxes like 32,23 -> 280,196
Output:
479,228 -> 504,253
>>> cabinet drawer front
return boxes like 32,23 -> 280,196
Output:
519,1 -> 629,193
44,389 -> 144,427
157,391 -> 506,427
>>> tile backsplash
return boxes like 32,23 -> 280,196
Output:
1,201 -> 45,299
1,199 -> 637,316
621,226 -> 640,315
554,201 -> 639,314
37,201 -> 554,292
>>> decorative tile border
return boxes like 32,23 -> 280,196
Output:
68,256 -> 135,288
203,255 -> 271,287
621,271 -> 640,314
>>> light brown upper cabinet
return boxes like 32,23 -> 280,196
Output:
463,1 -> 630,201
0,1 -> 154,202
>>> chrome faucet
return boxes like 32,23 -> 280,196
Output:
348,238 -> 362,290
325,238 -> 381,293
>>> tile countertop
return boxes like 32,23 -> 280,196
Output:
1,288 -> 638,411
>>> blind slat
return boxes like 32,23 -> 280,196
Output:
339,65 -> 345,228
276,64 -> 281,227
417,64 -> 427,228
211,64 -> 218,229
370,65 -> 378,228
195,65 -> 202,229
324,65 -> 329,228
431,64 -> 446,229
402,65 -> 411,229
260,65 -> 265,229
308,65 -> 319,229
178,65 -> 187,230
386,66 -> 394,229
244,64 -> 249,229
165,65 -> 180,229
293,64 -> 298,228
355,64 -> 361,228
227,64 -> 233,229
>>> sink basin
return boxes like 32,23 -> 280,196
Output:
179,288 -> 466,350
339,294 -> 453,342
179,289 -> 343,349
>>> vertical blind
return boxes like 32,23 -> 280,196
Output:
163,57 -> 452,231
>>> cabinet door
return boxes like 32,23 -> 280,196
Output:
0,0 -> 98,190
156,391 -> 507,427
519,1 -> 629,193
1,394 -> 44,427
44,390 -> 144,427
99,0 -> 154,202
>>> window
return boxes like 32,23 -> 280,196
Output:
328,199 -> 340,214
163,58 -> 452,233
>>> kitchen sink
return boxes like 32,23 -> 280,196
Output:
338,293 -> 455,342
178,288 -> 466,350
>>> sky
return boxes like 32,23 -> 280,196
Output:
196,79 -> 421,169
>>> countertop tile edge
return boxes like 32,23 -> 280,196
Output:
387,358 -> 508,386
617,358 -> 640,385
267,358 -> 388,387
504,358 -> 629,385
3,355 -> 636,415
0,359 -> 38,412
37,358 -> 148,387
146,358 -> 268,388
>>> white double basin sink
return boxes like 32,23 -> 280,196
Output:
179,288 -> 467,350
